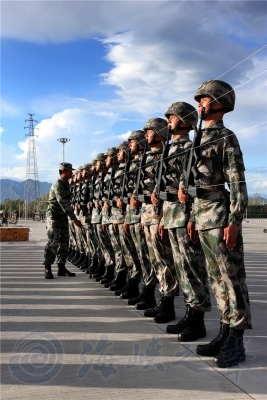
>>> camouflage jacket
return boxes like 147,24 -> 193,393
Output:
189,121 -> 248,229
46,178 -> 76,221
162,135 -> 192,229
125,157 -> 141,224
111,165 -> 125,223
91,174 -> 103,224
101,167 -> 114,224
140,148 -> 162,226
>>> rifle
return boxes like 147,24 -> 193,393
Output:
153,126 -> 172,215
134,139 -> 148,215
106,162 -> 116,215
94,171 -> 105,214
183,107 -> 205,207
120,159 -> 131,215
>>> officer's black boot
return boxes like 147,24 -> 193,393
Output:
119,278 -> 140,299
144,295 -> 164,317
109,272 -> 127,291
135,285 -> 157,310
100,265 -> 115,284
196,321 -> 230,356
213,329 -> 245,368
57,263 -> 76,277
178,308 -> 206,342
44,265 -> 54,279
128,285 -> 146,306
154,296 -> 175,324
166,304 -> 192,334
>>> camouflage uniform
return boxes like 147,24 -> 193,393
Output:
162,135 -> 211,312
44,174 -> 76,265
190,120 -> 251,329
140,147 -> 178,297
125,156 -> 156,285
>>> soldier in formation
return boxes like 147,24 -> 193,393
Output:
47,79 -> 251,369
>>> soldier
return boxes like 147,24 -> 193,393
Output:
132,118 -> 179,324
90,153 -> 115,280
151,102 -> 211,341
119,130 -> 158,309
179,80 -> 252,368
43,162 -> 83,279
112,141 -> 142,299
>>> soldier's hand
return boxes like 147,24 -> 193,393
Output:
123,222 -> 130,235
113,223 -> 119,233
130,197 -> 139,208
117,199 -> 123,208
73,219 -> 83,229
187,221 -> 198,243
151,191 -> 159,206
103,202 -> 110,210
158,225 -> 168,242
178,186 -> 188,203
224,224 -> 239,250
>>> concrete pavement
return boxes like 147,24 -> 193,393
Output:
1,219 -> 266,399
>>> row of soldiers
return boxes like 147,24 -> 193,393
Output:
46,79 -> 252,369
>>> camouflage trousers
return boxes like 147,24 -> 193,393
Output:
129,223 -> 157,286
68,219 -> 77,250
44,218 -> 69,265
198,226 -> 252,330
94,223 -> 114,267
143,224 -> 179,297
168,227 -> 211,312
107,224 -> 127,273
118,223 -> 141,280
91,224 -> 104,265
85,218 -> 97,264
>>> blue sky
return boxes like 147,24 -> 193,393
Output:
1,0 -> 267,195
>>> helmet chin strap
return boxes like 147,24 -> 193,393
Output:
169,120 -> 189,134
149,131 -> 163,145
201,104 -> 225,120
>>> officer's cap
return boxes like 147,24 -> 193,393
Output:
59,162 -> 75,171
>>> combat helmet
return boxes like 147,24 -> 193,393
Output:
116,141 -> 131,156
194,80 -> 235,112
104,147 -> 118,157
81,163 -> 93,172
143,118 -> 168,139
94,153 -> 106,163
165,102 -> 198,127
128,130 -> 146,147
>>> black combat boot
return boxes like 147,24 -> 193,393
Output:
178,308 -> 206,342
57,263 -> 76,277
79,256 -> 89,271
128,285 -> 147,306
92,264 -> 105,279
166,304 -> 192,334
144,295 -> 164,317
67,248 -> 75,261
100,265 -> 115,284
119,279 -> 140,299
213,329 -> 245,368
109,272 -> 127,291
196,321 -> 230,356
154,296 -> 175,324
88,259 -> 99,277
74,252 -> 86,267
135,285 -> 156,310
69,251 -> 80,264
44,265 -> 54,279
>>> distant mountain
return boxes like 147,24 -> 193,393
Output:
0,179 -> 52,203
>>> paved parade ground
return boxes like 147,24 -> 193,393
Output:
1,220 -> 266,400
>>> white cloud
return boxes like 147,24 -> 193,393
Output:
0,127 -> 4,137
115,131 -> 131,140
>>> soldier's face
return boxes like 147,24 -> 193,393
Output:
81,169 -> 87,178
145,129 -> 158,144
105,155 -> 113,167
197,96 -> 212,114
95,161 -> 101,172
167,114 -> 180,130
117,149 -> 125,162
129,140 -> 138,154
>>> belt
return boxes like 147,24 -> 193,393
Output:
159,192 -> 178,202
